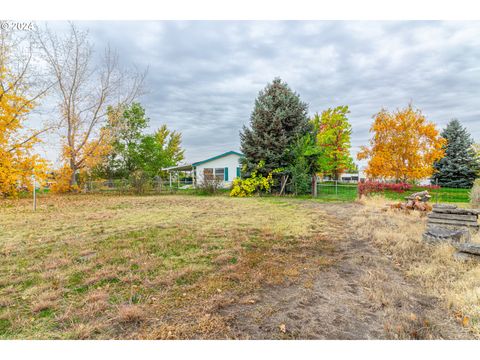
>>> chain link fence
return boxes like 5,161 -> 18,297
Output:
315,181 -> 471,203
81,177 -> 194,194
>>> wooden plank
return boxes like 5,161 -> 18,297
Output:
431,208 -> 480,216
428,213 -> 478,222
433,204 -> 457,210
427,218 -> 479,228
453,243 -> 480,255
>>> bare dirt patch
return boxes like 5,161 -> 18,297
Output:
223,202 -> 474,339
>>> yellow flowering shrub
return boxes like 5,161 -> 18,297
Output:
230,161 -> 279,197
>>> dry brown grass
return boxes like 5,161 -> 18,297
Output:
352,196 -> 480,336
0,194 -> 332,339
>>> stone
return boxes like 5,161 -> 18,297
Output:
453,242 -> 480,255
453,251 -> 480,263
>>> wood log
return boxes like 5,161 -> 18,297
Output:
405,190 -> 431,202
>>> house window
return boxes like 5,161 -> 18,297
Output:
214,168 -> 224,180
204,168 -> 214,180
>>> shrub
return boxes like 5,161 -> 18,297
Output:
196,176 -> 224,195
230,161 -> 279,197
129,170 -> 151,194
358,180 -> 412,197
470,179 -> 480,208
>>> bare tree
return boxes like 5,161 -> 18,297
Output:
37,22 -> 146,186
0,26 -> 54,151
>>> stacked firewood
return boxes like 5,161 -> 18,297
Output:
390,190 -> 432,212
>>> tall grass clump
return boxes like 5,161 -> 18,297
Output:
469,179 -> 480,208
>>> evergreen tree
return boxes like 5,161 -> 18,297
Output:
240,78 -> 309,178
432,119 -> 480,188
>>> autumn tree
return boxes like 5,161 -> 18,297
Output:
357,105 -> 446,182
37,23 -> 145,190
312,105 -> 355,180
0,28 -> 50,197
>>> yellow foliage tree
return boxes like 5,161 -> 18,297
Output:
0,65 -> 48,197
52,127 -> 112,192
357,105 -> 446,182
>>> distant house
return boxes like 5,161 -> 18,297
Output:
192,151 -> 243,187
164,151 -> 244,188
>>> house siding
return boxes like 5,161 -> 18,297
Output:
194,153 -> 242,187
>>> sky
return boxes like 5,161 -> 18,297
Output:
33,21 -> 480,166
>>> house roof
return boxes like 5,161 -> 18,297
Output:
192,151 -> 244,167
162,164 -> 194,172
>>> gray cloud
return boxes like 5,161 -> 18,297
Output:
34,21 -> 480,165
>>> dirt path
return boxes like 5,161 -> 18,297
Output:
222,202 -> 472,339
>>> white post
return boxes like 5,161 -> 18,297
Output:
169,171 -> 172,189
32,174 -> 36,211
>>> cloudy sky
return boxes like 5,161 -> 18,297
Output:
35,21 -> 480,166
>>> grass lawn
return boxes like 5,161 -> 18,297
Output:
0,194 -> 333,339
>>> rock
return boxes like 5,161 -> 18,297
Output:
453,242 -> 480,255
453,251 -> 480,263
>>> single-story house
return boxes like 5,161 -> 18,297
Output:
163,151 -> 244,188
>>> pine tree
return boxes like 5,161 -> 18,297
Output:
240,78 -> 309,178
432,119 -> 480,188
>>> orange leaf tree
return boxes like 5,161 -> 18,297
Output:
357,105 -> 446,182
0,32 -> 49,197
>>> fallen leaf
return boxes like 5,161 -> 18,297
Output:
279,324 -> 286,333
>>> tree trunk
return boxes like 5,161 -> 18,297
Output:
311,173 -> 317,197
69,159 -> 78,187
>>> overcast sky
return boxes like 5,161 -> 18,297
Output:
34,21 -> 480,166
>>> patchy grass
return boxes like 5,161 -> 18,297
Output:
352,196 -> 480,336
0,194 -> 332,339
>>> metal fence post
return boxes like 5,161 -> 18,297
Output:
32,174 -> 36,211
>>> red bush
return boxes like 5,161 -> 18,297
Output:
358,181 -> 412,196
